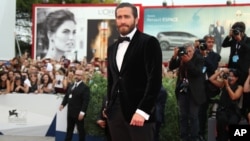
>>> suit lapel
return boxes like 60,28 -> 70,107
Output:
112,42 -> 120,73
72,81 -> 82,93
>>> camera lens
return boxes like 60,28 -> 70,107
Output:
233,30 -> 240,35
222,73 -> 229,79
232,27 -> 241,36
178,47 -> 187,56
199,43 -> 207,51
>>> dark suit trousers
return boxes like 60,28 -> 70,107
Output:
65,114 -> 85,141
178,91 -> 200,141
198,97 -> 209,137
107,96 -> 155,141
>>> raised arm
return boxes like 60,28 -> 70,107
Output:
243,70 -> 250,93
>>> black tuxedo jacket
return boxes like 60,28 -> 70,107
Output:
61,81 -> 90,118
169,53 -> 206,105
107,29 -> 162,122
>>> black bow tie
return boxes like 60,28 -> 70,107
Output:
118,36 -> 130,43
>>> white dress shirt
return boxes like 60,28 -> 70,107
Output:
116,28 -> 136,71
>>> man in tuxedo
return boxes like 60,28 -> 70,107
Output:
105,2 -> 162,141
169,44 -> 206,141
213,20 -> 225,54
59,69 -> 90,141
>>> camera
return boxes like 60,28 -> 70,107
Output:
232,27 -> 241,36
222,72 -> 229,79
197,39 -> 205,43
179,78 -> 189,93
178,47 -> 188,57
199,43 -> 207,51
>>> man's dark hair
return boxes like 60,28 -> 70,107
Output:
115,3 -> 138,18
232,21 -> 246,33
204,34 -> 215,41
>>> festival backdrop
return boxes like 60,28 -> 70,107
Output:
143,4 -> 250,62
32,4 -> 143,62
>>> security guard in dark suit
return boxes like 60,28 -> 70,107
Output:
59,69 -> 90,141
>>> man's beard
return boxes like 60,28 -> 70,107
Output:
118,23 -> 136,36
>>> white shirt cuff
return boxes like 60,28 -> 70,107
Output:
80,111 -> 85,116
136,109 -> 150,120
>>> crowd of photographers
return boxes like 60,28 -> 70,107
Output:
169,21 -> 250,141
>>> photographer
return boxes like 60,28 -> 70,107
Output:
222,21 -> 250,121
169,43 -> 206,141
222,21 -> 250,85
198,35 -> 221,78
209,68 -> 243,141
197,35 -> 221,141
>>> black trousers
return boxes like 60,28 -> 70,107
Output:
104,123 -> 112,141
198,98 -> 209,138
65,114 -> 85,141
107,97 -> 155,141
216,107 -> 240,141
178,92 -> 200,141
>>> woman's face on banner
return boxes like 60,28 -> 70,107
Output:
50,20 -> 76,53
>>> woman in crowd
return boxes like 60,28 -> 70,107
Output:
65,69 -> 75,85
11,75 -> 28,93
7,70 -> 15,88
39,73 -> 54,94
0,71 -> 11,94
243,67 -> 250,124
28,73 -> 39,94
42,9 -> 77,61
209,68 -> 243,141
